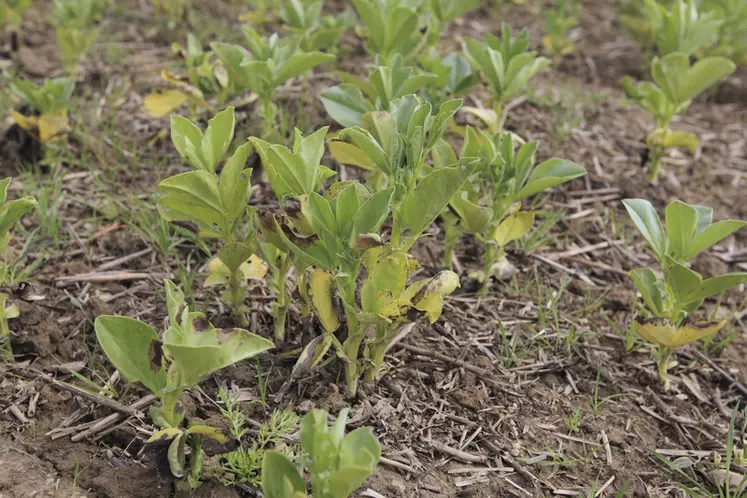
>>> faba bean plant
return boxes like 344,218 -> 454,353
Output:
0,178 -> 38,359
52,0 -> 106,74
95,280 -> 274,496
463,24 -> 549,132
623,199 -> 747,390
621,52 -> 735,183
10,77 -> 75,145
435,127 -> 586,295
262,408 -> 380,498
249,127 -> 336,342
157,107 -> 263,325
212,26 -> 334,139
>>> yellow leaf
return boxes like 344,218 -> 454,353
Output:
205,255 -> 267,287
5,303 -> 19,319
147,427 -> 183,443
310,269 -> 339,333
143,89 -> 188,118
11,111 -> 38,134
635,318 -> 726,348
187,425 -> 227,442
401,271 -> 460,323
461,106 -> 499,133
38,110 -> 70,143
493,211 -> 535,246
240,254 -> 268,281
328,140 -> 374,170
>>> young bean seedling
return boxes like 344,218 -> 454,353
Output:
699,0 -> 747,64
434,127 -> 585,295
212,26 -> 334,139
463,23 -> 550,131
1,0 -> 32,46
280,0 -> 355,54
157,107 -> 264,325
623,198 -> 747,390
543,0 -> 580,64
621,52 -> 735,183
94,280 -> 274,496
351,0 -> 422,63
52,0 -> 106,74
262,408 -> 380,498
0,178 -> 38,359
10,77 -> 75,153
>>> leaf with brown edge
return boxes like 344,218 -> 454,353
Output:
634,317 -> 726,348
147,427 -> 183,443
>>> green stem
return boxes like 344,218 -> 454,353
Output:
0,294 -> 12,360
272,255 -> 291,342
297,266 -> 311,318
363,322 -> 388,385
260,96 -> 275,140
657,347 -> 672,391
390,213 -> 403,250
161,389 -> 182,428
648,146 -> 663,185
443,219 -> 459,271
339,270 -> 362,397
493,101 -> 506,133
228,267 -> 248,327
479,244 -> 498,297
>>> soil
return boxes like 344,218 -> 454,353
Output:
1,1 -> 746,497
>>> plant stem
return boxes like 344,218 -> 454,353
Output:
161,390 -> 182,428
0,294 -> 12,360
228,267 -> 248,327
363,323 -> 388,385
338,269 -> 361,397
479,244 -> 498,297
443,218 -> 459,271
296,266 -> 311,318
648,146 -> 663,184
260,97 -> 275,140
657,347 -> 672,391
272,254 -> 291,342
390,212 -> 403,249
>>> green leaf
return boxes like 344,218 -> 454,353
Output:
217,242 -> 255,273
219,142 -> 254,224
665,257 -> 702,303
170,115 -> 205,171
275,52 -> 335,85
685,220 -> 747,260
321,84 -> 373,128
665,200 -> 698,261
0,196 -> 38,241
261,451 -> 306,498
516,158 -> 586,200
652,53 -> 736,106
200,107 -> 235,172
628,268 -> 663,316
335,182 -> 361,239
622,198 -> 667,262
401,159 -> 478,240
158,171 -> 226,237
94,316 -> 167,393
685,272 -> 747,304
450,192 -> 493,235
361,251 -> 409,315
164,326 -> 274,386
353,187 -> 394,238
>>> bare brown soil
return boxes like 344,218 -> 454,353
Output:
1,1 -> 745,497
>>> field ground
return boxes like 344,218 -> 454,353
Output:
1,1 -> 746,497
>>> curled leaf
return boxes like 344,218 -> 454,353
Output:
310,269 -> 339,333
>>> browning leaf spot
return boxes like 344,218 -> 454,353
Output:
148,339 -> 165,372
218,328 -> 239,344
192,317 -> 208,333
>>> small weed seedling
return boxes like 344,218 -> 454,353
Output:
622,52 -> 735,183
261,408 -> 380,498
52,0 -> 106,74
157,107 -> 265,325
212,26 -> 334,139
94,280 -> 274,496
10,77 -> 75,148
249,127 -> 336,342
0,178 -> 38,359
144,34 -> 237,118
623,198 -> 747,390
463,23 -> 550,131
435,127 -> 585,295
543,0 -> 580,63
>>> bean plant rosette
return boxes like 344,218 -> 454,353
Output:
624,199 -> 747,390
